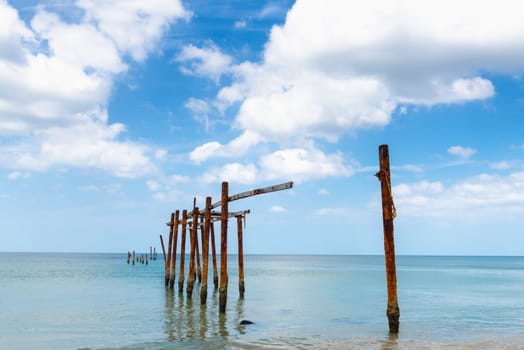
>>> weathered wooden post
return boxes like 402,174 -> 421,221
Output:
200,196 -> 211,304
236,215 -> 245,298
187,207 -> 199,297
160,235 -> 167,268
165,212 -> 175,286
150,246 -> 152,260
219,181 -> 229,313
195,223 -> 202,283
127,251 -> 131,264
210,222 -> 218,289
376,144 -> 400,333
178,210 -> 188,293
170,210 -> 180,289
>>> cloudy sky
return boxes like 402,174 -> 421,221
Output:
1,0 -> 524,255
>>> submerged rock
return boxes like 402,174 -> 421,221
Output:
239,319 -> 255,325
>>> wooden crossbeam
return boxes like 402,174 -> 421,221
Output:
210,181 -> 293,209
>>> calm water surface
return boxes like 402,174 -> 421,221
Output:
1,254 -> 524,349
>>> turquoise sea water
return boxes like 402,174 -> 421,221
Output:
1,253 -> 524,349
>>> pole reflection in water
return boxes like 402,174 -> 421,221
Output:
163,287 -> 246,343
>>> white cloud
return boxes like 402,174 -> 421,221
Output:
0,1 -> 187,177
77,0 -> 191,61
185,97 -> 211,131
393,171 -> 524,217
146,180 -> 161,191
189,130 -> 264,164
318,188 -> 330,196
189,0 -> 524,176
259,147 -> 352,182
176,42 -> 233,82
226,0 -> 524,143
448,145 -> 477,159
490,161 -> 513,170
200,162 -> 258,185
234,20 -> 247,29
270,205 -> 286,213
7,171 -> 30,180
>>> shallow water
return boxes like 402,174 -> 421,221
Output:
1,254 -> 524,349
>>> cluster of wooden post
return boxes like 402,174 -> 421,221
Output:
127,250 -> 149,265
160,181 -> 293,314
127,247 -> 158,265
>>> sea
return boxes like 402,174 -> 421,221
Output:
1,253 -> 524,349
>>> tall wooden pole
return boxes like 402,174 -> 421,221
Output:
195,223 -> 202,283
237,215 -> 245,298
376,144 -> 400,333
170,210 -> 180,289
160,235 -> 166,267
200,196 -> 211,304
178,210 -> 188,293
210,222 -> 218,290
165,212 -> 175,286
219,181 -> 229,313
187,207 -> 199,297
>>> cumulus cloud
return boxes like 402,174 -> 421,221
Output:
448,145 -> 477,159
187,0 -> 524,182
393,172 -> 524,217
270,205 -> 286,213
189,130 -> 264,163
0,1 -> 188,177
259,147 -> 352,182
176,41 -> 233,82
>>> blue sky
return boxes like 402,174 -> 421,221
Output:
1,0 -> 524,255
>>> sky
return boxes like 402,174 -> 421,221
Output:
1,0 -> 524,255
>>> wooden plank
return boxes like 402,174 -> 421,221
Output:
210,181 -> 293,209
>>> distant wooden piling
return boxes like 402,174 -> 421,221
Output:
376,144 -> 400,333
170,210 -> 179,289
210,222 -> 218,289
165,212 -> 175,286
178,210 -> 188,293
187,207 -> 199,297
132,250 -> 135,265
200,196 -> 211,304
127,251 -> 131,264
236,215 -> 245,298
160,235 -> 167,268
219,181 -> 229,313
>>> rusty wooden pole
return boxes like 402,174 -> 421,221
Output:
178,210 -> 188,293
170,210 -> 180,289
165,212 -> 175,286
210,222 -> 218,290
187,207 -> 199,297
236,215 -> 245,298
201,196 -> 211,304
219,181 -> 229,313
376,144 -> 400,333
195,222 -> 202,283
160,235 -> 166,268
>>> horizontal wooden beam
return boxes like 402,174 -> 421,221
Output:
211,181 -> 293,208
166,210 -> 251,226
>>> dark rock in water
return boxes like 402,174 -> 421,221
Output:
239,319 -> 255,325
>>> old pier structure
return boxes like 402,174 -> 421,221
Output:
159,181 -> 293,313
156,144 -> 400,333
